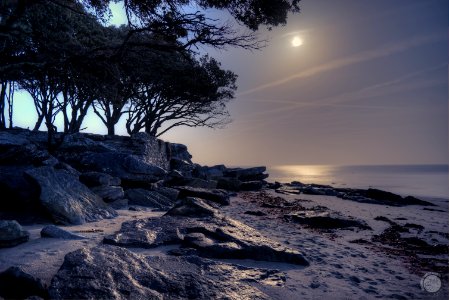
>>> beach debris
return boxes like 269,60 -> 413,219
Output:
74,229 -> 104,233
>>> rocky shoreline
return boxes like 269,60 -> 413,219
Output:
0,129 -> 448,299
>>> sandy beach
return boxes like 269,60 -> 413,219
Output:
1,188 -> 447,299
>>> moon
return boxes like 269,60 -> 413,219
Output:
291,36 -> 303,47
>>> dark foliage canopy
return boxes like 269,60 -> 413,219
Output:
0,0 -> 300,142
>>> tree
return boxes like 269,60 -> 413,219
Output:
0,81 -> 15,129
0,0 -> 301,138
1,0 -> 301,60
126,54 -> 236,137
12,1 -> 111,145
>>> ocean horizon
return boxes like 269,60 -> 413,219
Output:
267,164 -> 449,199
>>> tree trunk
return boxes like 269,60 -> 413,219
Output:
0,82 -> 6,129
107,123 -> 115,135
7,82 -> 14,128
33,114 -> 44,131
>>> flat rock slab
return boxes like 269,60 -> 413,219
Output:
49,245 -> 285,300
105,198 -> 308,265
25,166 -> 117,225
175,186 -> 230,205
0,220 -> 29,248
285,211 -> 371,230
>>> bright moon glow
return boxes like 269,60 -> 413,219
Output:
291,36 -> 303,47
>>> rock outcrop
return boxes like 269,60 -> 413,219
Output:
49,245 -> 286,300
274,182 -> 434,206
69,152 -> 167,188
105,198 -> 309,266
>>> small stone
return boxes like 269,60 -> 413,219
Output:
41,225 -> 86,240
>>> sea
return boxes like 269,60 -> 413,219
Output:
268,164 -> 449,199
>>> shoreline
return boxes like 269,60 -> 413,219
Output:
266,164 -> 449,200
0,129 -> 447,299
1,188 -> 447,299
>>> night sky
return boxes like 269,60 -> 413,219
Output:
14,0 -> 449,167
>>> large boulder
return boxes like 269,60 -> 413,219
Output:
25,166 -> 117,225
175,186 -> 230,205
49,245 -> 286,300
0,267 -> 48,299
105,198 -> 308,266
125,188 -> 174,210
0,220 -> 29,248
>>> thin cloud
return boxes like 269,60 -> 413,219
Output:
238,33 -> 446,96
233,63 -> 446,127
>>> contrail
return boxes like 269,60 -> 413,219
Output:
238,33 -> 446,96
